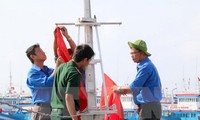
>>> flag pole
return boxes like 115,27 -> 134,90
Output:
94,26 -> 108,110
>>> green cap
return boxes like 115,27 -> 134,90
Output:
128,39 -> 151,56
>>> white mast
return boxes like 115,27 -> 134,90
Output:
56,0 -> 121,119
83,0 -> 96,110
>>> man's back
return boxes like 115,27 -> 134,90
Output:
51,61 -> 81,110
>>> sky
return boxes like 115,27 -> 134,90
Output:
0,0 -> 200,95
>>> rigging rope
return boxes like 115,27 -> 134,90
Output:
0,101 -> 80,119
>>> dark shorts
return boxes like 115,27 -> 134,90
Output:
138,102 -> 161,120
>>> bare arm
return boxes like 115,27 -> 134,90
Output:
59,26 -> 76,53
65,94 -> 78,120
112,85 -> 132,95
53,28 -> 58,58
51,56 -> 63,76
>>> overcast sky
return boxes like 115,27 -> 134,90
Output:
0,0 -> 200,95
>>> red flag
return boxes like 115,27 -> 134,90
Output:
100,73 -> 124,120
54,27 -> 71,62
79,81 -> 88,112
54,27 -> 88,113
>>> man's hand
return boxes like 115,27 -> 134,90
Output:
59,26 -> 70,38
111,85 -> 121,94
55,56 -> 64,67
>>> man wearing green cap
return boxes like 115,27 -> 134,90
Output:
112,40 -> 162,120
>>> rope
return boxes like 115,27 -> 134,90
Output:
0,101 -> 81,119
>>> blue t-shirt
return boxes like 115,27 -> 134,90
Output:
27,64 -> 54,104
129,57 -> 162,105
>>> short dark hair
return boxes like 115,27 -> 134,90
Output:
67,48 -> 73,55
26,43 -> 40,63
72,44 -> 95,62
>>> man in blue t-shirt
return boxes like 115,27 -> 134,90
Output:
26,43 -> 63,120
112,40 -> 162,120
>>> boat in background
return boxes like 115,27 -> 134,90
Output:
96,88 -> 200,120
121,91 -> 200,120
0,84 -> 32,120
0,94 -> 32,120
1,86 -> 200,120
0,62 -> 32,120
2,91 -> 199,120
120,94 -> 138,120
162,92 -> 200,120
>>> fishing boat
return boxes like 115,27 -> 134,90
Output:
1,87 -> 200,120
0,93 -> 32,120
120,90 -> 200,120
120,95 -> 138,120
0,62 -> 33,119
162,92 -> 200,120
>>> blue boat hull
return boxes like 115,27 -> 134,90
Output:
0,110 -> 31,120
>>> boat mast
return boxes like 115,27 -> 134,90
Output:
195,57 -> 200,93
83,0 -> 96,110
56,0 -> 121,119
9,61 -> 13,95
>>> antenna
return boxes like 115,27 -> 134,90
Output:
188,78 -> 190,91
195,57 -> 200,93
9,61 -> 12,94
